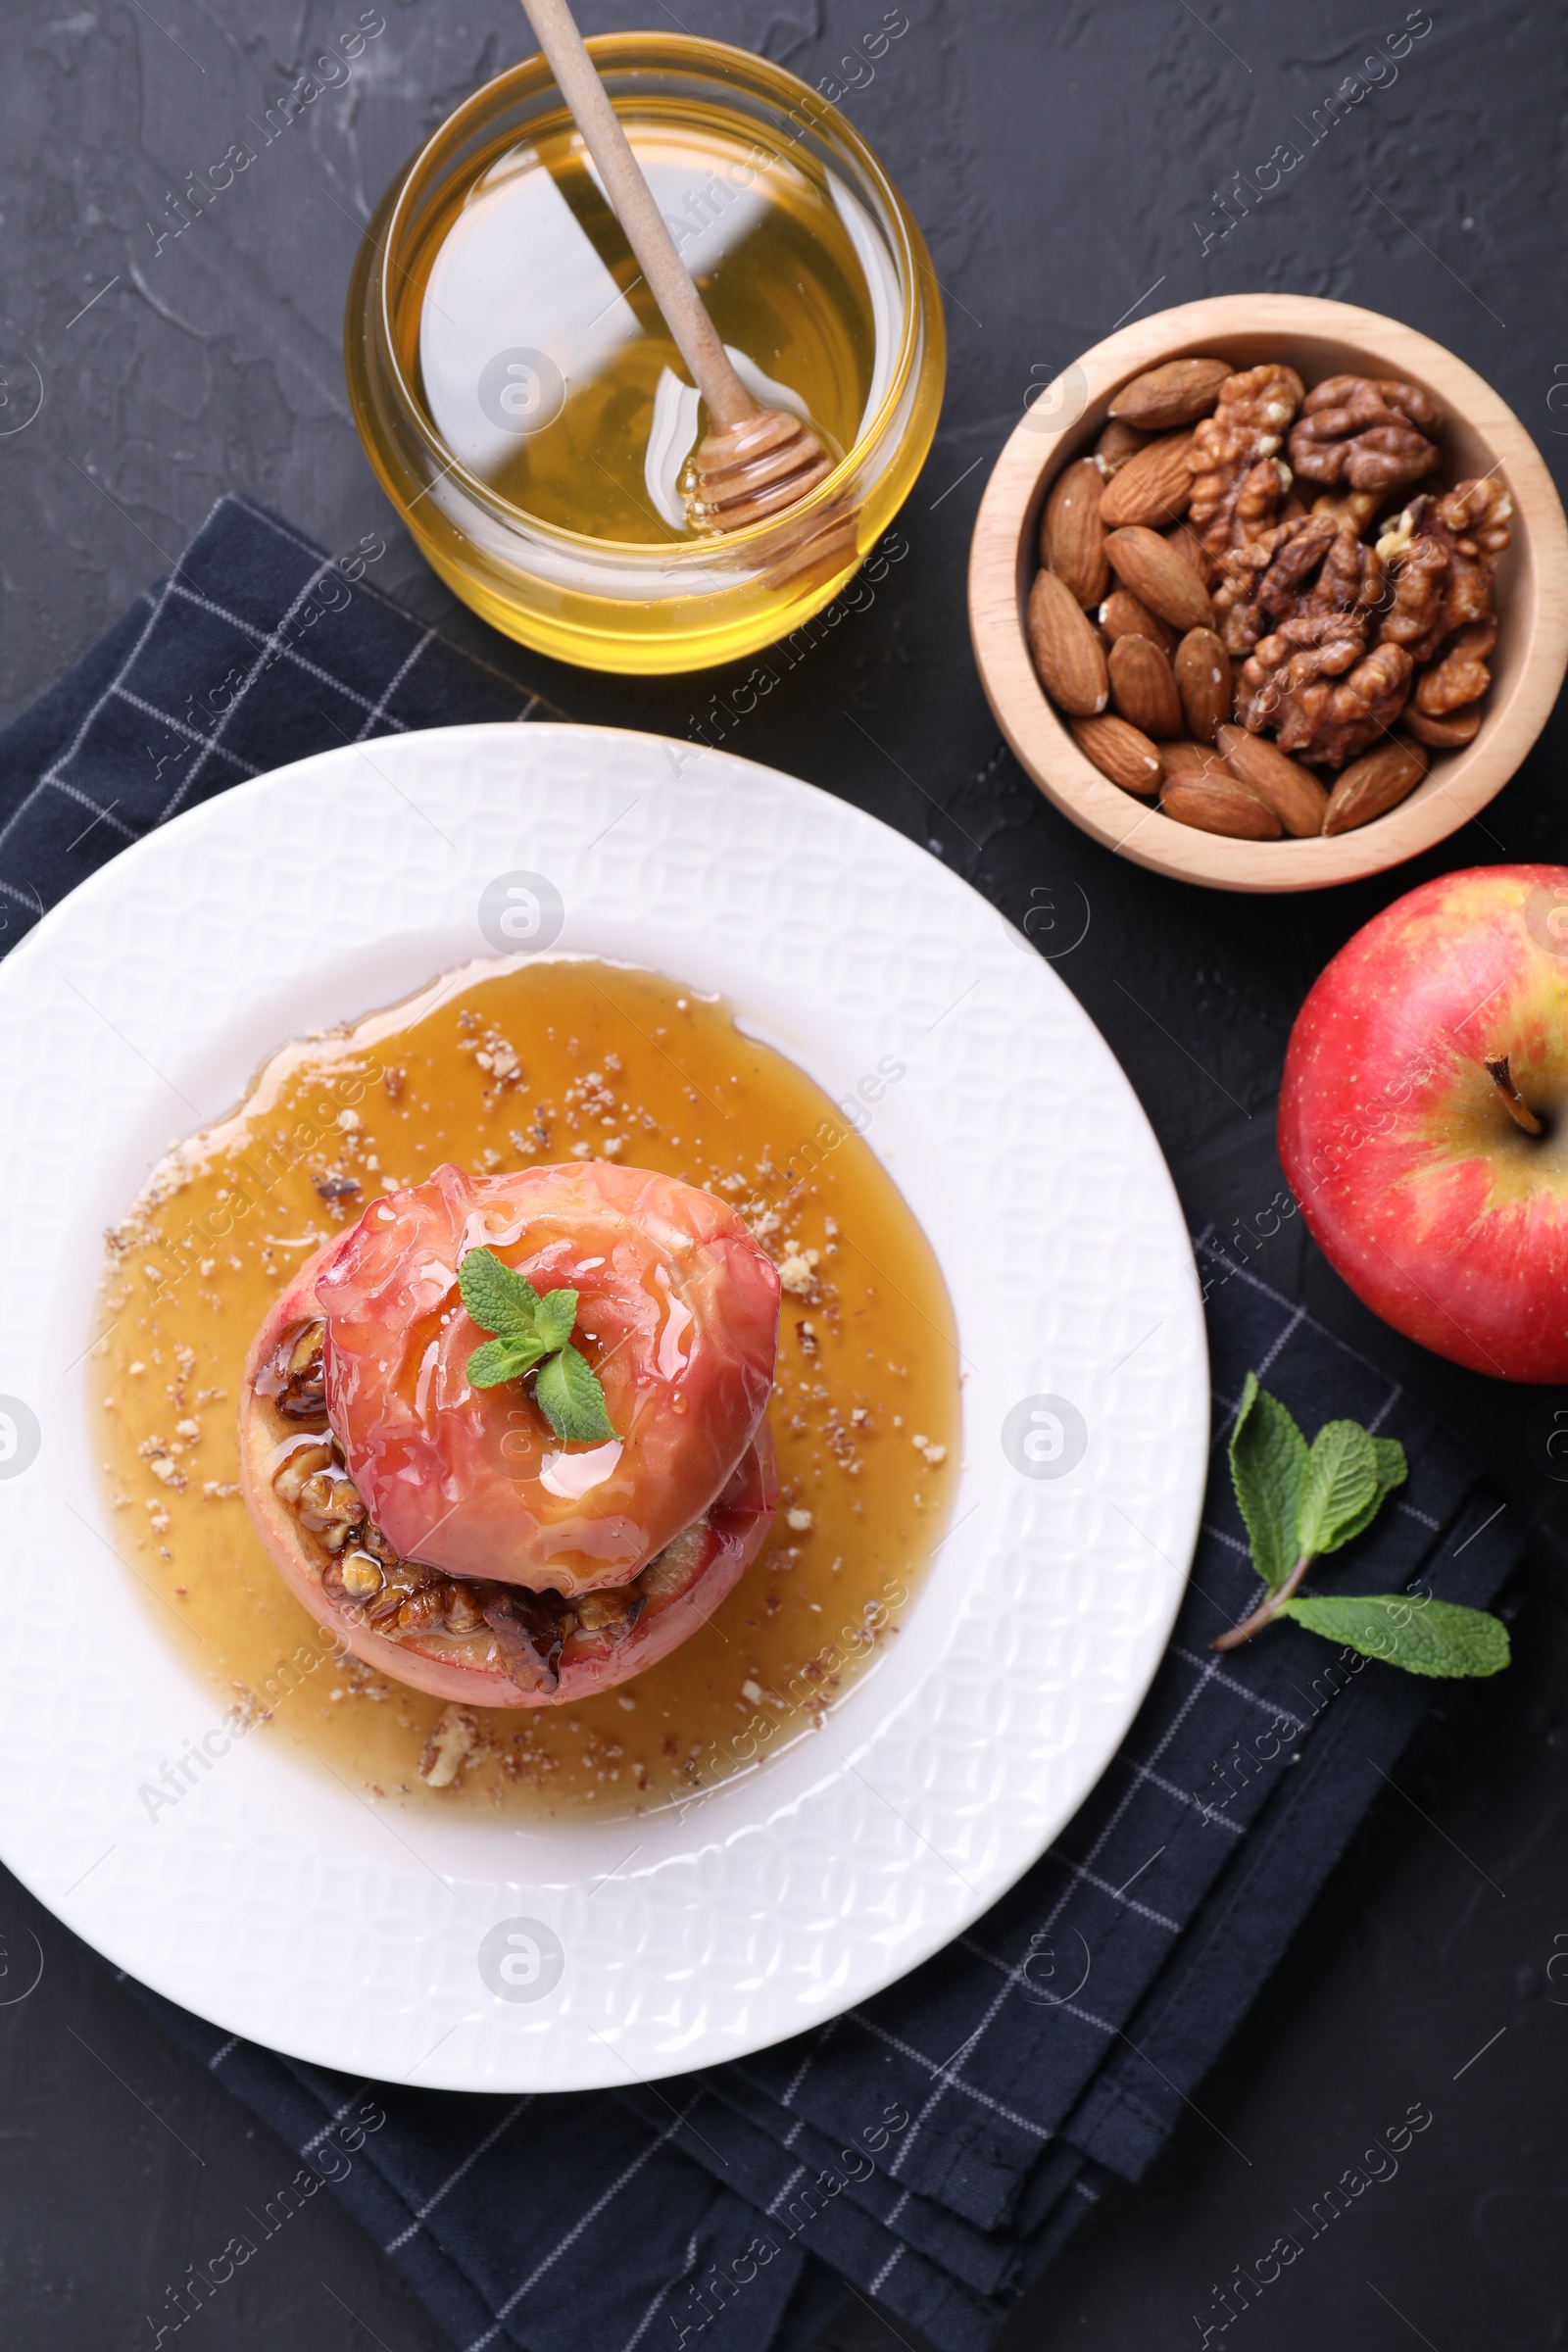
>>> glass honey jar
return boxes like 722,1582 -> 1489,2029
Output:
345,33 -> 945,673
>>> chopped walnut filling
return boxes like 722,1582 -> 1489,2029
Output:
257,1321 -> 327,1422
272,1440 -> 333,1503
444,1583 -> 489,1636
479,1587 -> 571,1693
323,1549 -> 384,1603
296,1469 -> 366,1549
262,1317 -> 694,1695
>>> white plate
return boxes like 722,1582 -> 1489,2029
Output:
0,724 -> 1205,2090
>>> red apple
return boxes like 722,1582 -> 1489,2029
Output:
1280,864 -> 1568,1384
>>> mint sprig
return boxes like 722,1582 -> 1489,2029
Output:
1278,1593 -> 1510,1679
1228,1377 -> 1307,1592
1213,1372 -> 1508,1680
458,1247 -> 617,1446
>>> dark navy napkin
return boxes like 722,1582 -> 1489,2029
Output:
0,493 -> 546,951
7,498 -> 1524,2352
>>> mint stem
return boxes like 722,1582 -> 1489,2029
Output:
1211,1549 -> 1314,1651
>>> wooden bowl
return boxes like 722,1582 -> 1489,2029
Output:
968,294 -> 1568,893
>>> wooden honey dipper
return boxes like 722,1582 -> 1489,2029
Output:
518,0 -> 857,572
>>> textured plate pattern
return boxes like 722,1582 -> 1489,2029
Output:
0,725 -> 1205,2089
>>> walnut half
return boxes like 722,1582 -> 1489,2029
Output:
1212,514 -> 1385,660
1237,618 -> 1413,768
1288,375 -> 1442,496
1376,478 -> 1511,715
1187,364 -> 1305,567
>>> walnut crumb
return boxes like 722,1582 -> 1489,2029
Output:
777,1248 -> 820,1296
473,1032 -> 521,1083
230,1683 -> 270,1730
419,1704 -> 480,1788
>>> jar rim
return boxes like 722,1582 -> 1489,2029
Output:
372,31 -> 928,564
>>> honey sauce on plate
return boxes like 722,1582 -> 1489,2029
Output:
92,960 -> 959,1820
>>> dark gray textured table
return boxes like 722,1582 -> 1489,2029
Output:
4,2 -> 1567,2345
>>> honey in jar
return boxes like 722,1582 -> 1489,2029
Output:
345,36 -> 945,670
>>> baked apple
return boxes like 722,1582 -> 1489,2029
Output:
238,1162 -> 781,1705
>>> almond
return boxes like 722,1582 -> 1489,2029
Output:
1160,738 -> 1231,784
1026,568 -> 1109,716
1165,519 -> 1212,588
1039,458 -> 1108,607
1173,629 -> 1232,744
1070,714 -> 1162,797
1109,356 -> 1232,431
1161,774 -> 1282,840
1100,430 -> 1196,530
1108,633 -> 1183,739
1322,738 -> 1429,835
1404,702 -> 1483,749
1104,526 -> 1214,633
1099,588 -> 1178,656
1216,724 -> 1327,837
1095,417 -> 1151,476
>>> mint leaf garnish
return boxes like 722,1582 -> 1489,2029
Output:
458,1247 -> 542,1339
1296,1419 -> 1378,1558
458,1246 -> 617,1443
1229,1370 -> 1307,1593
466,1335 -> 548,1390
1278,1593 -> 1509,1679
534,1342 -> 619,1445
1214,1373 -> 1506,1682
531,1287 -> 579,1355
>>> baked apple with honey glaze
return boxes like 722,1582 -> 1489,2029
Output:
239,1161 -> 781,1705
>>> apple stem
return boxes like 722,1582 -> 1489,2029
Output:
1211,1550 -> 1313,1651
1485,1054 -> 1545,1137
